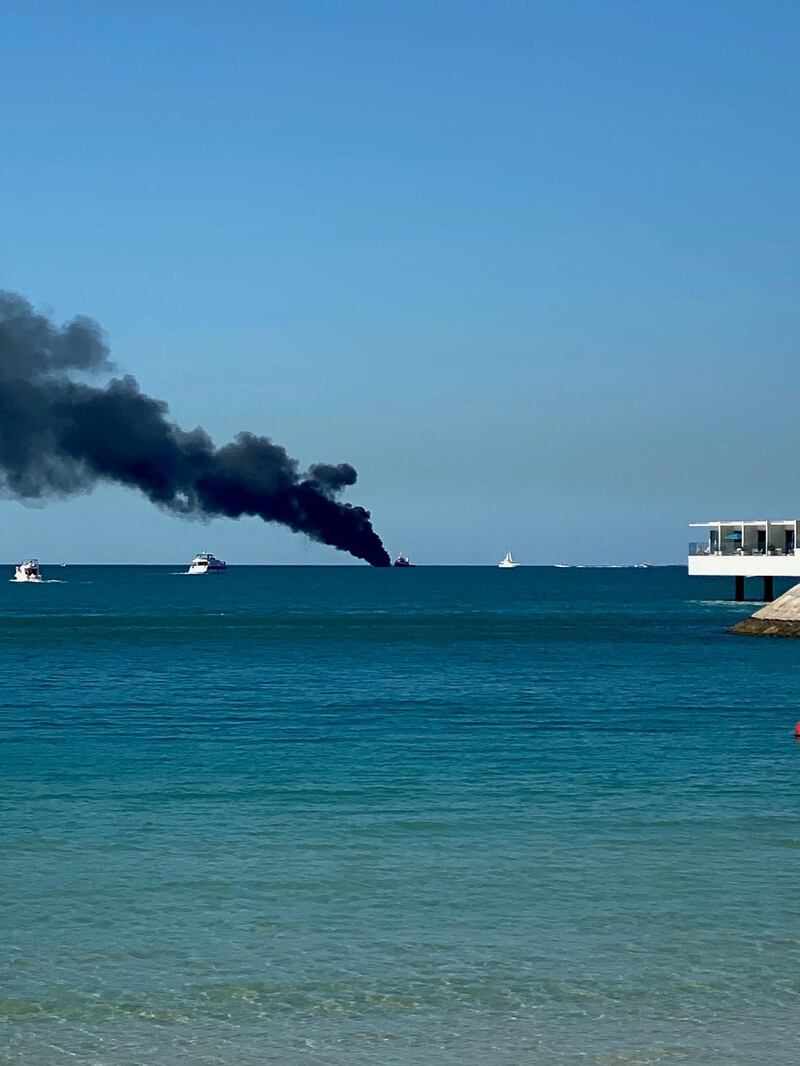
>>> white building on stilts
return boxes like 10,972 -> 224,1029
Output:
688,520 -> 800,601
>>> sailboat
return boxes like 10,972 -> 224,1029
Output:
498,551 -> 519,569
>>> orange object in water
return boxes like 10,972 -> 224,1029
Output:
795,722 -> 800,739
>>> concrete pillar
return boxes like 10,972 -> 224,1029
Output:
735,575 -> 745,601
764,575 -> 774,602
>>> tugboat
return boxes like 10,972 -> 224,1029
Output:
13,559 -> 43,582
498,551 -> 519,569
393,553 -> 414,568
187,552 -> 227,574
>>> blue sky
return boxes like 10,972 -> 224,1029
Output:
2,1 -> 798,563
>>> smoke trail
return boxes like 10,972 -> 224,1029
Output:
0,291 -> 391,566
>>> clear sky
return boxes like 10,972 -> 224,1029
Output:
2,1 -> 798,564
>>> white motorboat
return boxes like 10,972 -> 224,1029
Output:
187,552 -> 227,575
13,559 -> 43,582
498,551 -> 519,569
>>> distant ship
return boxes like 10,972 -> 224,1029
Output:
498,551 -> 519,569
393,553 -> 414,568
13,559 -> 43,582
187,552 -> 227,575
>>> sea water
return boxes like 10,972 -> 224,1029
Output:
2,566 -> 800,1065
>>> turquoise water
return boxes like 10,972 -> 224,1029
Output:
2,566 -> 800,1065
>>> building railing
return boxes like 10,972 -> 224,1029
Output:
689,541 -> 796,557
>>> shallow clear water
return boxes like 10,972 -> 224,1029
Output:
2,565 -> 800,1065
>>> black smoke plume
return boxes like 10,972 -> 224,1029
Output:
0,291 -> 391,566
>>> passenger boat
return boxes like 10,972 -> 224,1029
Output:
187,552 -> 227,574
13,559 -> 43,582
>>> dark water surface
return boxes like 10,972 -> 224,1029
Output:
2,566 -> 800,1064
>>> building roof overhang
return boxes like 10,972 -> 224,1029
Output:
690,520 -> 798,528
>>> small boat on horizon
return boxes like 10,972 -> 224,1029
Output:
187,552 -> 227,575
498,551 -> 519,569
13,559 -> 43,583
393,553 -> 414,567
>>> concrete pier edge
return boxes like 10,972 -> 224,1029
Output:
730,581 -> 800,637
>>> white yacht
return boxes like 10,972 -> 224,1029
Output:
498,551 -> 519,569
187,552 -> 227,575
13,559 -> 43,582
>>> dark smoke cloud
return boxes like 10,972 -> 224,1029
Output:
0,291 -> 391,566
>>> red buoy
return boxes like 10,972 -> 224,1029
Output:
794,722 -> 800,739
